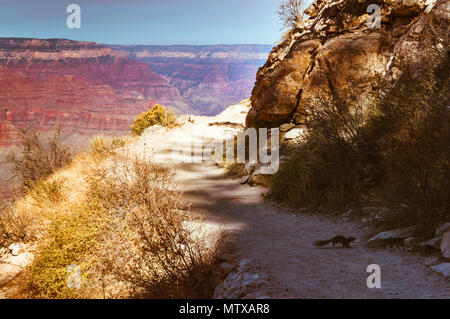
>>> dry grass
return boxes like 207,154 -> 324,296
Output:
88,135 -> 132,159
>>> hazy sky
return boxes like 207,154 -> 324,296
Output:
0,0 -> 311,45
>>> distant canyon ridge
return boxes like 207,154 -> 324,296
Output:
0,38 -> 271,147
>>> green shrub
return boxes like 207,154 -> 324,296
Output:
130,104 -> 177,136
26,205 -> 106,299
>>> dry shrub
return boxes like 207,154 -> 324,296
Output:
88,135 -> 131,159
278,0 -> 304,30
87,154 -> 221,298
0,204 -> 36,248
271,133 -> 364,210
7,128 -> 72,192
366,49 -> 450,233
224,162 -> 246,179
272,86 -> 371,210
22,152 -> 222,299
30,178 -> 66,204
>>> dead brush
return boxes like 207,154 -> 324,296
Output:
29,178 -> 66,204
88,135 -> 132,159
7,127 -> 72,192
0,203 -> 36,248
87,153 -> 223,298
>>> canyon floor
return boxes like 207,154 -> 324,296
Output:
126,102 -> 450,299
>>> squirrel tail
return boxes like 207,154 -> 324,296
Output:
314,239 -> 331,246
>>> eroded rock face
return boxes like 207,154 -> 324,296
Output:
109,45 -> 272,116
247,0 -> 449,127
0,38 -> 197,146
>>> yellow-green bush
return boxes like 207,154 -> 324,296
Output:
130,104 -> 177,136
26,204 -> 106,299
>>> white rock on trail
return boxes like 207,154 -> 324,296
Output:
0,263 -> 21,285
431,263 -> 450,278
8,243 -> 26,256
284,128 -> 304,140
367,227 -> 416,247
214,259 -> 271,299
419,238 -> 442,250
440,231 -> 450,259
436,223 -> 450,237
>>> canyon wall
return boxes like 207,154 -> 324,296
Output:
246,0 -> 449,127
110,45 -> 272,115
0,39 -> 271,194
0,40 -> 272,147
0,38 -> 199,147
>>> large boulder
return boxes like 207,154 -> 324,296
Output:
246,0 -> 449,128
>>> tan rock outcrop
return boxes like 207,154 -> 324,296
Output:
247,0 -> 449,127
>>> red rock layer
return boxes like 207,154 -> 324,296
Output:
109,45 -> 272,116
0,38 -> 194,146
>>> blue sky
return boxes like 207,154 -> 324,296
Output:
0,0 -> 308,45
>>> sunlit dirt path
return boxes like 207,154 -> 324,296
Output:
129,102 -> 450,299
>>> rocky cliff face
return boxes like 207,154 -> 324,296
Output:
0,40 -> 271,147
0,39 -> 202,146
246,0 -> 449,127
0,38 -> 197,146
110,45 -> 272,115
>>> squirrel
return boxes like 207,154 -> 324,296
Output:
314,236 -> 356,248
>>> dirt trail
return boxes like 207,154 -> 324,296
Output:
130,104 -> 449,299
